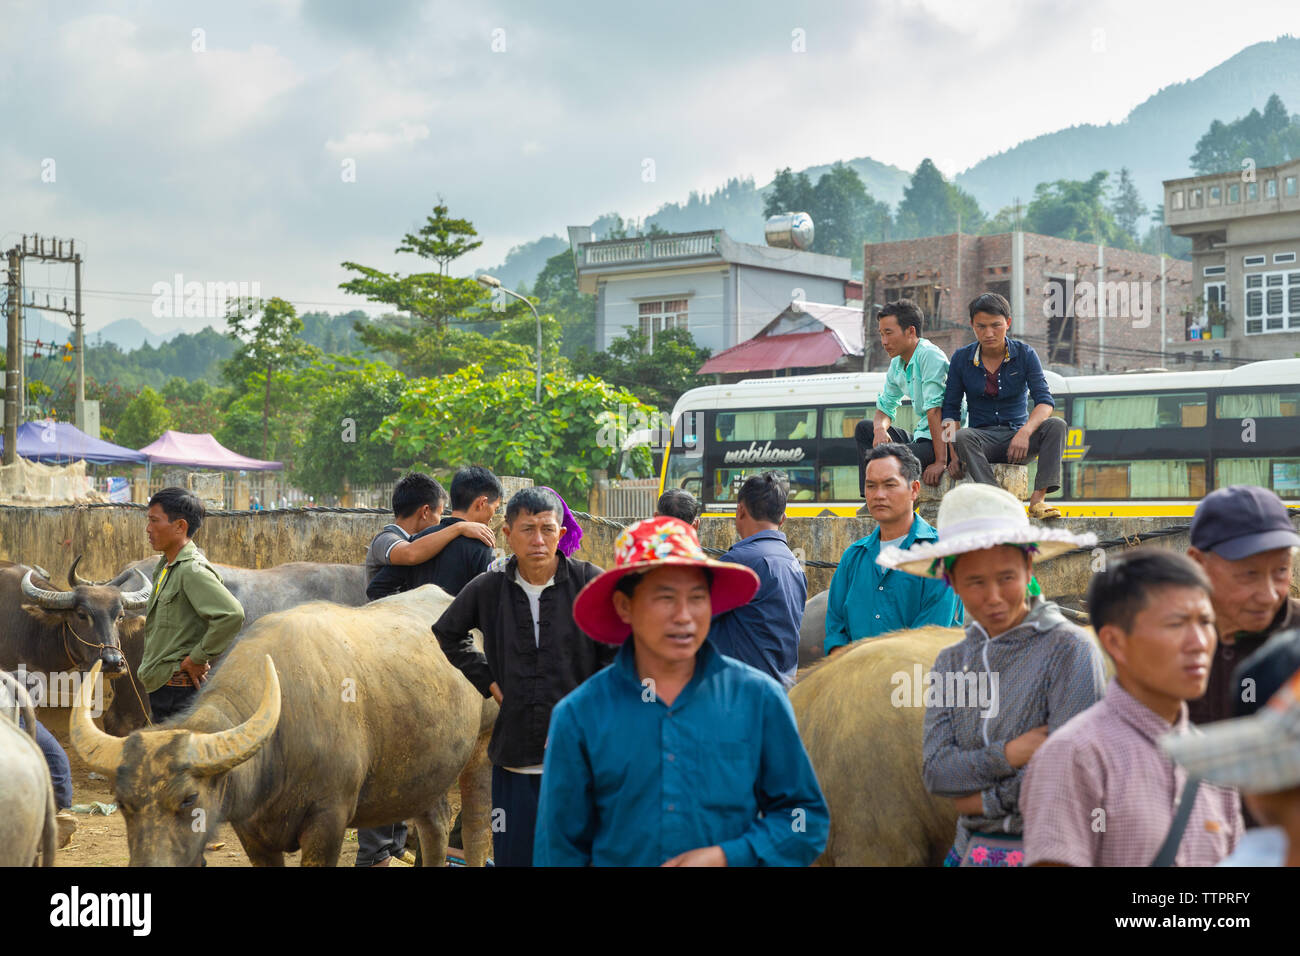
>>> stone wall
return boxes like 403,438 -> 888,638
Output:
1,504 -> 1294,602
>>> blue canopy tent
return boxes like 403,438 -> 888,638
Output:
0,421 -> 148,465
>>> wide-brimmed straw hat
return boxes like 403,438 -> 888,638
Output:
573,515 -> 759,645
1162,664 -> 1300,793
876,483 -> 1097,579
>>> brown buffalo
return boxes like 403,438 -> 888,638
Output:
71,585 -> 496,867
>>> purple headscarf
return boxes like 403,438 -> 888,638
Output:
539,486 -> 584,557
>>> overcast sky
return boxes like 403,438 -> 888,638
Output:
2,0 -> 1297,336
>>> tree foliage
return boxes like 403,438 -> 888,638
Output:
1191,93 -> 1300,176
373,366 -> 657,503
1021,171 -> 1133,248
573,326 -> 709,411
114,386 -> 172,449
764,164 -> 891,267
895,159 -> 985,239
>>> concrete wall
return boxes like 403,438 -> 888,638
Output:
2,505 -> 1294,604
598,269 -> 728,352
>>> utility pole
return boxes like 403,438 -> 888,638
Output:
5,246 -> 20,465
74,252 -> 84,405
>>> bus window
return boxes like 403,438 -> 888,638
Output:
1071,459 -> 1206,499
1216,392 -> 1300,418
819,465 -> 860,502
1072,393 -> 1207,429
823,403 -> 918,438
663,422 -> 703,497
714,466 -> 817,502
717,409 -> 817,442
1217,458 -> 1300,498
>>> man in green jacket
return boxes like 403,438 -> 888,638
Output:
138,487 -> 245,721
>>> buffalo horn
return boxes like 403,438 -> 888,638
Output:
118,569 -> 152,611
69,660 -> 125,776
68,554 -> 106,588
186,656 -> 281,777
21,569 -> 76,609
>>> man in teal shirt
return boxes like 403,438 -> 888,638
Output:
825,444 -> 963,657
855,299 -> 955,492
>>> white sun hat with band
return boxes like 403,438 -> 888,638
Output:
877,483 -> 1097,579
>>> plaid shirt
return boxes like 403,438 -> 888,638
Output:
1022,678 -> 1243,867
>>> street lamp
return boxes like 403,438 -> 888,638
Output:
476,273 -> 542,403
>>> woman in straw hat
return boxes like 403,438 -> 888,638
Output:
877,483 -> 1108,866
533,515 -> 830,866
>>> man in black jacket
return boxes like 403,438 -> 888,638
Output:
433,486 -> 615,867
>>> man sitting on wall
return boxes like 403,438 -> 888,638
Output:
941,292 -> 1067,520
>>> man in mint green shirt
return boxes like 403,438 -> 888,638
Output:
854,299 -> 954,491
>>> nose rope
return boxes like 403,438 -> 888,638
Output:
63,621 -> 153,728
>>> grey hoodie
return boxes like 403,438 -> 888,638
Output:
921,596 -> 1107,858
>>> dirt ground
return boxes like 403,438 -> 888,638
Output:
43,708 -> 459,868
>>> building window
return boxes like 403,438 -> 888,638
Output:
638,298 -> 688,350
1274,252 -> 1297,264
1209,185 -> 1221,205
1244,271 -> 1300,334
1287,176 -> 1298,197
1244,255 -> 1267,267
1228,183 -> 1240,203
1204,281 -> 1227,321
1247,182 -> 1259,201
1266,179 -> 1278,199
1190,189 -> 1203,208
1072,393 -> 1207,430
1203,265 -> 1226,277
1171,190 -> 1185,210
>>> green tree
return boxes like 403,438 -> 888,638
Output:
1139,203 -> 1193,260
895,159 -> 984,238
292,360 -> 408,497
573,326 -> 710,411
810,163 -> 891,267
763,168 -> 817,219
530,249 -> 596,359
1110,167 -> 1147,244
373,366 -> 656,503
1190,93 -> 1300,175
115,386 -> 172,448
1023,171 -> 1131,248
225,296 -> 318,459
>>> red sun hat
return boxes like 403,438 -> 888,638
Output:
573,515 -> 759,645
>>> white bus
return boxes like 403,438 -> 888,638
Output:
658,359 -> 1300,518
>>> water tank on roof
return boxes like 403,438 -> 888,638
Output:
765,213 -> 814,250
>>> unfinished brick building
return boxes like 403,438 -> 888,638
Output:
861,232 -> 1195,373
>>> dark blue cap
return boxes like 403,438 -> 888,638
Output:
1190,485 -> 1300,560
1232,628 -> 1300,717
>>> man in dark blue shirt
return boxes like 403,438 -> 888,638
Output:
707,472 -> 806,687
941,292 -> 1067,520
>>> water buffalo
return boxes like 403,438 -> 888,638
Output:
0,561 -> 151,710
102,558 -> 368,735
71,585 -> 496,867
790,626 -> 964,866
798,590 -> 829,668
0,671 -> 58,865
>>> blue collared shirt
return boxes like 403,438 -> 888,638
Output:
823,514 -> 964,655
941,336 -> 1054,429
707,529 -> 807,688
534,640 -> 830,867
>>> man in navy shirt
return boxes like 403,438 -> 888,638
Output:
942,292 -> 1067,520
707,472 -> 806,688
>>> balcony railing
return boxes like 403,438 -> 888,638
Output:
583,231 -> 719,266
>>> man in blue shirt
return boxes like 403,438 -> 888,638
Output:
535,515 -> 829,866
941,292 -> 1067,520
825,444 -> 963,657
707,472 -> 807,688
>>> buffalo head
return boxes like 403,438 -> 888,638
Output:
71,657 -> 281,866
20,561 -> 152,678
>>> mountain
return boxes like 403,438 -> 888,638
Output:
87,318 -> 183,351
955,35 -> 1300,222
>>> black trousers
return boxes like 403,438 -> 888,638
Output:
356,823 -> 409,867
148,684 -> 198,722
854,421 -> 936,496
491,766 -> 542,867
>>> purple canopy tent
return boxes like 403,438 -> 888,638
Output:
138,431 -> 283,472
0,421 -> 147,465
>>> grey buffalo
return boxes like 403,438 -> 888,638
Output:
798,589 -> 829,669
71,585 -> 496,867
0,559 -> 151,711
0,671 -> 58,865
103,559 -> 368,734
